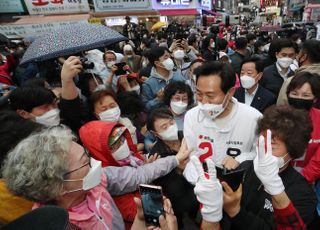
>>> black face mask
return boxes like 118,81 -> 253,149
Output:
288,97 -> 314,110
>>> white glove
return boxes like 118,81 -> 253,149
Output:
253,130 -> 285,196
191,155 -> 223,222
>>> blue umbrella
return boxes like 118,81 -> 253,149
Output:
20,23 -> 127,65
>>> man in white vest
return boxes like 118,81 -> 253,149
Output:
183,61 -> 262,184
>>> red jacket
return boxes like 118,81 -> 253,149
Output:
292,108 -> 320,183
0,55 -> 14,85
79,121 -> 144,229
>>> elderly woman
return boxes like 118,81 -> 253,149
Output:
1,126 -> 190,229
163,81 -> 194,131
221,105 -> 317,230
89,89 -> 143,150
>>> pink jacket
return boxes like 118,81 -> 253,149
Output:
34,173 -> 125,230
33,156 -> 179,229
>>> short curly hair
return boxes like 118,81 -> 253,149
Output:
1,126 -> 75,203
163,81 -> 194,107
257,105 -> 312,159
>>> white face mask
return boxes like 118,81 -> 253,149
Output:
99,106 -> 121,122
170,100 -> 188,115
64,158 -> 102,193
159,42 -> 168,48
276,153 -> 290,168
159,123 -> 179,141
129,85 -> 141,94
173,50 -> 185,60
142,60 -> 148,68
210,42 -> 215,48
161,58 -> 174,71
198,95 -> 228,120
107,61 -> 115,69
277,57 -> 293,69
240,75 -> 256,89
34,108 -> 60,126
192,74 -> 197,82
112,139 -> 131,161
94,84 -> 106,92
127,55 -> 133,59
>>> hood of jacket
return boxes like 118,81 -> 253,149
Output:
79,121 -> 142,167
150,67 -> 174,82
296,63 -> 320,75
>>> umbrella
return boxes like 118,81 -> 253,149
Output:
0,33 -> 10,46
20,23 -> 127,65
151,22 -> 167,31
260,25 -> 282,32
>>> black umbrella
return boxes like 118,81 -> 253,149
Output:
0,33 -> 10,46
20,23 -> 127,65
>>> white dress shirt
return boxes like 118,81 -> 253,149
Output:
245,85 -> 259,106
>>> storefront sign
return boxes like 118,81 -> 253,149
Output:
0,20 -> 88,38
201,0 -> 212,10
265,6 -> 280,15
93,0 -> 152,12
105,16 -> 138,27
152,0 -> 198,9
24,0 -> 89,15
0,0 -> 25,13
160,0 -> 190,6
316,24 -> 320,41
88,18 -> 104,25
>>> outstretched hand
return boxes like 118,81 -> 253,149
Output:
254,129 -> 285,196
61,56 -> 82,82
191,156 -> 223,223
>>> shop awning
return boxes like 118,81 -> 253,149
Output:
158,9 -> 199,16
306,3 -> 320,9
92,10 -> 159,18
290,6 -> 303,12
10,14 -> 90,25
202,10 -> 222,16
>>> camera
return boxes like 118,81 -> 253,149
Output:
80,57 -> 94,69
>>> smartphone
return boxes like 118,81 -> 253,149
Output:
114,62 -> 127,76
0,84 -> 16,94
215,166 -> 246,191
139,184 -> 164,227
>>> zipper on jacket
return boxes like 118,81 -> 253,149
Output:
94,212 -> 109,230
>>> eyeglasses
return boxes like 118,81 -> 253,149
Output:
64,149 -> 91,177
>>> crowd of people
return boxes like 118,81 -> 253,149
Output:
0,18 -> 320,230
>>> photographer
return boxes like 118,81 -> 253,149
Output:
201,35 -> 217,61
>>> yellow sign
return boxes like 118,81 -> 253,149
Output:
88,18 -> 103,25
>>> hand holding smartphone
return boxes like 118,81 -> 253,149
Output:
139,184 -> 164,227
114,62 -> 127,76
215,166 -> 246,191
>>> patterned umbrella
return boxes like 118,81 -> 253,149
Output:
20,23 -> 127,65
0,33 -> 10,46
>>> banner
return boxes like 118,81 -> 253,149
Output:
0,0 -> 25,13
0,20 -> 88,39
93,0 -> 152,12
152,0 -> 198,9
24,0 -> 89,15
